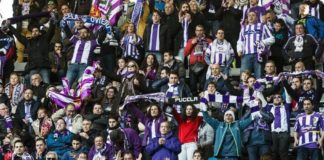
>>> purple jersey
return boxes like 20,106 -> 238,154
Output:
294,112 -> 324,148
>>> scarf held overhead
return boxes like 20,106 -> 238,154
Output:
48,65 -> 96,109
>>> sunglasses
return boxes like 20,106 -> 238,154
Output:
127,65 -> 135,68
46,158 -> 56,160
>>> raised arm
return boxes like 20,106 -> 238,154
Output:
8,25 -> 28,46
125,103 -> 147,124
63,21 -> 73,39
45,20 -> 56,43
202,111 -> 220,129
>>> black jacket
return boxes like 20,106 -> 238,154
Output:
162,12 -> 182,52
29,82 -> 49,102
216,7 -> 242,42
16,100 -> 40,121
143,23 -> 167,53
9,22 -> 55,71
283,34 -> 320,59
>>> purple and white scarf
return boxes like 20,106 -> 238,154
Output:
131,0 -> 144,28
149,24 -> 160,51
182,19 -> 189,47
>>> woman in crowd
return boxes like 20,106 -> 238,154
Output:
173,104 -> 203,160
140,53 -> 159,87
120,22 -> 144,64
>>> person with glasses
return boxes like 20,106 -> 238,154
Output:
104,60 -> 148,113
51,103 -> 83,134
12,140 -> 34,160
49,42 -> 67,83
32,138 -> 47,160
265,92 -> 291,160
294,98 -> 324,160
45,151 -> 58,160
47,118 -> 73,158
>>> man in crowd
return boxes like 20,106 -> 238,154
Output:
294,98 -> 324,160
237,11 -> 274,79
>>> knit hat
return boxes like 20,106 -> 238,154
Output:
224,110 -> 235,121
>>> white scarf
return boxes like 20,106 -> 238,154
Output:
294,35 -> 304,52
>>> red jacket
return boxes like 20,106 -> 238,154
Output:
173,109 -> 203,144
184,37 -> 212,65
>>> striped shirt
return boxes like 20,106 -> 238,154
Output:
294,112 -> 324,148
121,34 -> 143,60
205,39 -> 234,66
237,23 -> 274,54
309,4 -> 321,19
70,35 -> 98,64
149,24 -> 160,52
269,104 -> 289,133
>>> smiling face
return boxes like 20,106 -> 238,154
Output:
94,136 -> 104,149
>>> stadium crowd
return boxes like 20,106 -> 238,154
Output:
0,0 -> 323,159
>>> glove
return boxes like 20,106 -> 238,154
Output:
251,111 -> 262,120
199,102 -> 207,112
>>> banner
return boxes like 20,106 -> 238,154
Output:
63,13 -> 112,34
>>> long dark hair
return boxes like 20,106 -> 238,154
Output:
146,103 -> 162,119
141,53 -> 159,71
181,104 -> 198,121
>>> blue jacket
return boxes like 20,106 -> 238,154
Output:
61,146 -> 88,160
242,109 -> 274,146
303,15 -> 324,41
46,130 -> 74,157
145,132 -> 181,160
202,111 -> 253,157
